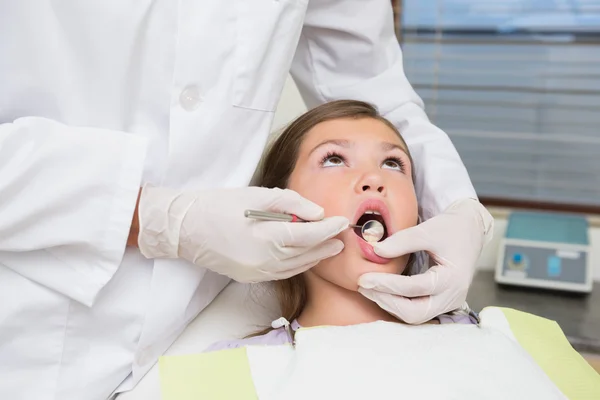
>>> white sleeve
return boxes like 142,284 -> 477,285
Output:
290,0 -> 478,220
0,117 -> 147,306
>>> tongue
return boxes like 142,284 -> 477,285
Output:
356,213 -> 383,227
354,214 -> 387,241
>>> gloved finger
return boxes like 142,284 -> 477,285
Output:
266,188 -> 325,221
358,288 -> 433,325
358,271 -> 437,298
282,238 -> 345,265
266,261 -> 319,281
371,225 -> 435,259
268,239 -> 345,278
261,216 -> 349,248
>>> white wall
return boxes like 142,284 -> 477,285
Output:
273,76 -> 600,282
272,76 -> 307,134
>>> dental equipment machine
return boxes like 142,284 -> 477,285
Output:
495,211 -> 592,293
244,210 -> 385,243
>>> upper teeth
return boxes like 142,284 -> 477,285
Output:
364,210 -> 381,215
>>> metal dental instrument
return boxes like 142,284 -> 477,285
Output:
360,220 -> 385,243
244,210 -> 385,243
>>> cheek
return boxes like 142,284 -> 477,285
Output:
309,252 -> 363,291
391,182 -> 419,227
310,247 -> 409,291
288,173 -> 347,217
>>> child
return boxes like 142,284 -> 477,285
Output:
205,100 -> 477,352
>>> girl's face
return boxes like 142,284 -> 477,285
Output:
288,117 -> 418,291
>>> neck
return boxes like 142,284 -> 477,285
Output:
297,271 -> 397,328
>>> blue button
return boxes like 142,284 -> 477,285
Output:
547,256 -> 561,277
512,253 -> 522,263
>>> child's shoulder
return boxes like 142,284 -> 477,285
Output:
204,327 -> 292,353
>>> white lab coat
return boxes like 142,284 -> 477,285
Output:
0,1 -> 476,399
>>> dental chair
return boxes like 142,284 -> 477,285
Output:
117,281 -> 278,400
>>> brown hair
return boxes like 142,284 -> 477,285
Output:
251,100 -> 415,337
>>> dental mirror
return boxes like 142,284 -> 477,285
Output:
244,210 -> 385,243
360,220 -> 385,243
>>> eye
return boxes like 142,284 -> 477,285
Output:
321,152 -> 346,168
382,157 -> 405,172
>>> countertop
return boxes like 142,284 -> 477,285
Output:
467,271 -> 600,354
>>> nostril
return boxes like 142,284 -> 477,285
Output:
362,185 -> 369,191
377,187 -> 384,193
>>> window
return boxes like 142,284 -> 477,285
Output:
395,0 -> 600,213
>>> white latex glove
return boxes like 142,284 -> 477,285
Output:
358,198 -> 493,324
137,186 -> 349,283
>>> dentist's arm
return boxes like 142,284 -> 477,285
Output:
0,117 -> 146,307
291,0 -> 493,323
291,0 -> 476,217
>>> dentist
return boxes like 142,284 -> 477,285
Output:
0,1 -> 492,399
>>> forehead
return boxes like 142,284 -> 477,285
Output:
300,117 -> 407,153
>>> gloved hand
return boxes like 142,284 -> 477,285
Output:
137,185 -> 349,283
358,198 -> 493,324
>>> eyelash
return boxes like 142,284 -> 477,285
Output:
383,156 -> 406,172
320,151 -> 406,172
320,151 -> 345,165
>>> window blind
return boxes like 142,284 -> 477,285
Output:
397,0 -> 600,209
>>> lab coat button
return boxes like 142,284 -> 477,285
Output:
179,85 -> 201,111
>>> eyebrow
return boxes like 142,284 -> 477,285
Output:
308,139 -> 409,157
308,139 -> 352,157
379,141 -> 409,155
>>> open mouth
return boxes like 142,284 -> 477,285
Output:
354,210 -> 388,242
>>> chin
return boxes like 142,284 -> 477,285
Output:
313,253 -> 406,292
353,259 -> 400,276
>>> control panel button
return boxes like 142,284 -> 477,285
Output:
547,256 -> 562,277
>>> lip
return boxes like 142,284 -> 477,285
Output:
352,198 -> 393,264
356,235 -> 391,264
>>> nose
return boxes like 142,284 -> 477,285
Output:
355,172 -> 386,195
